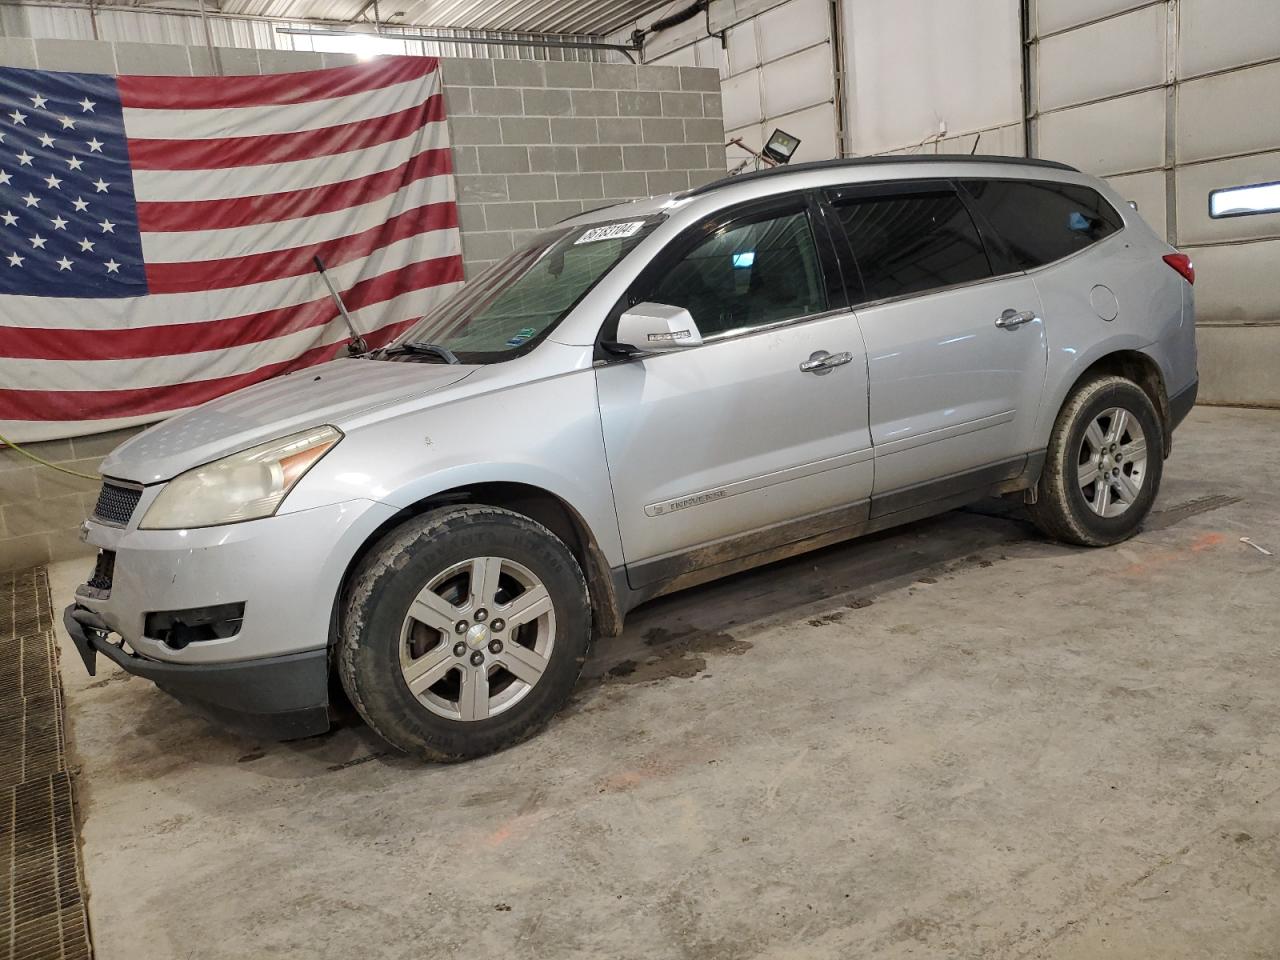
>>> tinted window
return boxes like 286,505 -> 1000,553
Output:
645,211 -> 827,337
830,190 -> 992,303
961,179 -> 1123,269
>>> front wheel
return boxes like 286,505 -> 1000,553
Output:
1028,375 -> 1164,547
338,505 -> 591,761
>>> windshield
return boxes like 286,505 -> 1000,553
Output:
387,215 -> 662,362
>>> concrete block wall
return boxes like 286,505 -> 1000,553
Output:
0,428 -> 139,572
441,58 -> 726,275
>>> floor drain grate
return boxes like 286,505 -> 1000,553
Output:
0,568 -> 92,960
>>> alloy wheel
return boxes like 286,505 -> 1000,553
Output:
1077,406 -> 1147,518
398,557 -> 556,721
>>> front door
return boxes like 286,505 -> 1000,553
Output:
823,182 -> 1048,503
595,197 -> 874,587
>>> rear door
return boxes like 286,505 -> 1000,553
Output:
823,180 -> 1048,506
595,193 -> 874,586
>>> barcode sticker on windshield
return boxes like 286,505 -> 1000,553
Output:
574,221 -> 645,244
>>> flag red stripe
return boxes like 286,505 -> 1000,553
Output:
144,201 -> 457,294
135,147 -> 453,233
127,95 -> 444,171
0,320 -> 415,422
117,56 -> 437,111
0,256 -> 462,361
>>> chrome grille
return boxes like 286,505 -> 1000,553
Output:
91,482 -> 141,527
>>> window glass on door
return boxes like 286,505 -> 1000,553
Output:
829,190 -> 993,304
646,211 -> 828,337
960,179 -> 1124,269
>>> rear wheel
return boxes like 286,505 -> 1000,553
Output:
1028,375 -> 1164,546
338,505 -> 591,761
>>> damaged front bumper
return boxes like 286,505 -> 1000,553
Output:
64,604 -> 331,739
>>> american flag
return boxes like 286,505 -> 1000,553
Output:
0,56 -> 463,442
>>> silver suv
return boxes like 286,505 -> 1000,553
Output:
65,156 -> 1198,761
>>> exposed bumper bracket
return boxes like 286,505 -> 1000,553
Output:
63,604 -> 332,740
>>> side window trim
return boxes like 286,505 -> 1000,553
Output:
952,178 -> 1024,278
700,305 -> 855,345
822,180 -> 998,309
600,189 -> 837,351
1015,219 -> 1126,276
806,190 -> 854,311
812,188 -> 865,306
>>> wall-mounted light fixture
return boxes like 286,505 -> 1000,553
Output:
762,128 -> 801,165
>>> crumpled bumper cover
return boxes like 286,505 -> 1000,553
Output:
64,604 -> 331,740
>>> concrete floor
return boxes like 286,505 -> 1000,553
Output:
49,406 -> 1280,960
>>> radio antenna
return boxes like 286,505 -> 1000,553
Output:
313,255 -> 368,356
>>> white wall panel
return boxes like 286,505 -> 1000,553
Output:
841,0 -> 1021,155
1036,88 -> 1166,175
928,122 -> 1024,157
1176,150 -> 1280,245
1195,325 -> 1280,405
694,37 -> 725,71
1035,0 -> 1153,37
650,45 -> 698,67
1179,0 -> 1280,78
767,101 -> 840,161
1037,4 -> 1165,110
722,69 -> 764,128
760,42 -> 832,118
757,0 -> 830,61
1106,170 -> 1167,237
726,18 -> 760,73
1177,61 -> 1280,164
1188,240 -> 1280,324
725,122 -> 765,157
725,103 -> 836,167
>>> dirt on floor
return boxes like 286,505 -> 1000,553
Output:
49,406 -> 1280,960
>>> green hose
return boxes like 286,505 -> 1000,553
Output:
0,431 -> 99,481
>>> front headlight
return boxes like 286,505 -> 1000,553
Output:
140,425 -> 342,530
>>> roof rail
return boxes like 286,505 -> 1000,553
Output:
686,153 -> 1079,198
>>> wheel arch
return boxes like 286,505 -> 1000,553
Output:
334,481 -> 626,643
1043,347 -> 1171,453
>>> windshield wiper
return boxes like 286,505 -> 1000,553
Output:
378,341 -> 461,364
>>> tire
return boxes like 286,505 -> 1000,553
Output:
1027,375 -> 1164,547
338,505 -> 591,762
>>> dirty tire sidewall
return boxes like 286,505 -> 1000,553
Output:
1030,376 -> 1164,547
339,506 -> 590,762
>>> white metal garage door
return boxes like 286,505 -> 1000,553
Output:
1028,0 -> 1280,404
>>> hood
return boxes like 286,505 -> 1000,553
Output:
102,358 -> 474,484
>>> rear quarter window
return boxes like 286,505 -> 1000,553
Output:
960,179 -> 1124,270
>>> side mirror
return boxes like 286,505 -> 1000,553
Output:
613,302 -> 703,354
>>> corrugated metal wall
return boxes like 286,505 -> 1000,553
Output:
0,2 -> 615,60
1028,0 -> 1280,404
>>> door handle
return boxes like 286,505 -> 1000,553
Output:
799,350 -> 854,375
995,309 -> 1038,329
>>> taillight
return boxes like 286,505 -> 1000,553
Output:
1163,252 -> 1195,285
